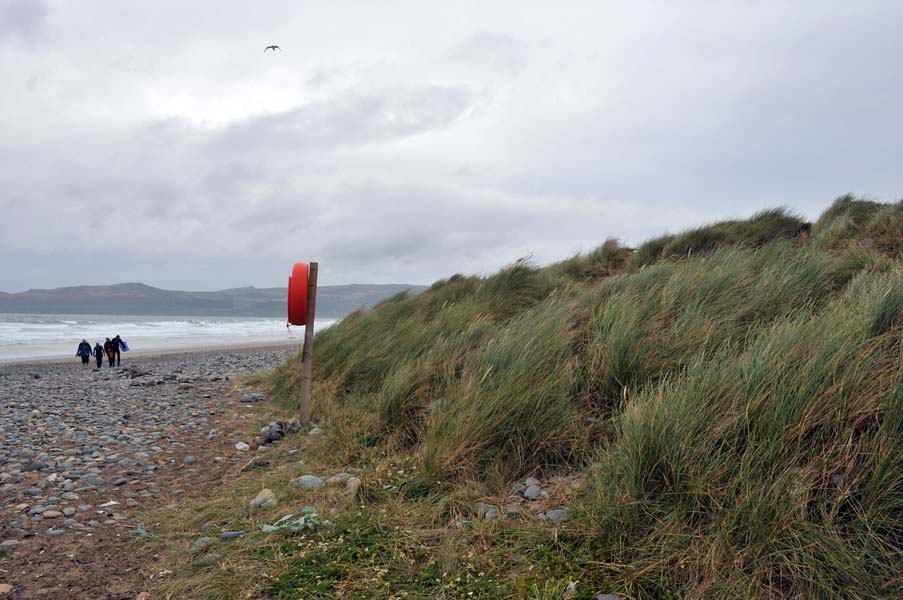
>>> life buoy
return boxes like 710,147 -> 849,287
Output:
287,262 -> 309,325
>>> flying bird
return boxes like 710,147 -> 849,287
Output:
264,45 -> 281,52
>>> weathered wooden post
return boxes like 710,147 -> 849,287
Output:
288,261 -> 318,426
299,262 -> 318,425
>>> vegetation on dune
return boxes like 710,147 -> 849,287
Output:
154,196 -> 903,599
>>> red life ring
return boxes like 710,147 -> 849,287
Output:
287,262 -> 309,325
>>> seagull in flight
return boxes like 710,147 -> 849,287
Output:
264,45 -> 281,52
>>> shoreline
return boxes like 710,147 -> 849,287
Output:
0,339 -> 302,368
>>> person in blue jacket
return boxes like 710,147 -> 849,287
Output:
93,342 -> 104,369
75,339 -> 92,368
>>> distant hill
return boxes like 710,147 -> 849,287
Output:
0,282 -> 427,318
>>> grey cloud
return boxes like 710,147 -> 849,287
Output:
0,0 -> 48,41
2,1 -> 903,292
211,85 -> 474,155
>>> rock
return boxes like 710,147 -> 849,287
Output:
541,508 -> 570,524
524,485 -> 542,500
0,583 -> 11,594
62,507 -> 76,517
235,442 -> 250,452
46,529 -> 65,536
484,508 -> 499,520
219,531 -> 245,541
0,539 -> 20,548
22,460 -> 47,472
42,510 -> 63,519
184,456 -> 197,465
474,502 -> 496,519
524,477 -> 541,486
307,426 -> 321,436
192,553 -> 223,567
595,595 -> 622,600
250,488 -> 277,509
326,472 -> 353,486
190,536 -> 212,551
505,507 -> 522,518
345,477 -> 361,497
239,392 -> 262,403
295,475 -> 324,490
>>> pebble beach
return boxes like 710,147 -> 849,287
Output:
0,344 -> 298,599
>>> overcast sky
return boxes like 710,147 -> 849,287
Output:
1,1 -> 902,292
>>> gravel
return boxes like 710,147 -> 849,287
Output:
0,346 -> 295,547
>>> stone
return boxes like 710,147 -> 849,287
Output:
541,508 -> 570,524
524,477 -> 541,486
345,477 -> 361,497
295,475 -> 324,490
239,392 -> 263,403
523,485 -> 542,500
184,456 -> 197,465
219,531 -> 245,541
326,472 -> 353,486
0,539 -> 20,548
235,442 -> 250,452
192,553 -> 223,567
62,507 -> 76,517
250,488 -> 277,509
308,426 -> 321,436
595,595 -> 622,600
46,529 -> 66,536
0,584 -> 11,594
190,536 -> 212,551
484,508 -> 499,520
42,510 -> 63,519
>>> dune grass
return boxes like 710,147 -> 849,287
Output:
153,197 -> 903,599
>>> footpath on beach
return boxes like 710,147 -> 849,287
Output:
0,346 -> 295,599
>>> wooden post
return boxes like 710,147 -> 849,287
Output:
299,262 -> 318,425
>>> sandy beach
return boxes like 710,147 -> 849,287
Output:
0,344 -> 297,599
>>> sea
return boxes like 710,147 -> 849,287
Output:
0,313 -> 337,364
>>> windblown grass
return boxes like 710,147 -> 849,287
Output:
156,197 -> 903,599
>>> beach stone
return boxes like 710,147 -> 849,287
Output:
307,426 -> 321,436
0,584 -> 11,594
192,553 -> 223,567
250,488 -> 277,509
219,531 -> 245,541
296,475 -> 324,490
46,529 -> 65,536
190,536 -> 212,551
0,539 -> 20,548
235,442 -> 250,452
524,477 -> 541,486
239,393 -> 262,403
524,485 -> 542,500
345,477 -> 361,497
62,507 -> 76,517
541,508 -> 570,524
42,510 -> 63,519
327,473 -> 353,486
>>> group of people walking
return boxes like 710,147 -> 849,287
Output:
75,335 -> 128,368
